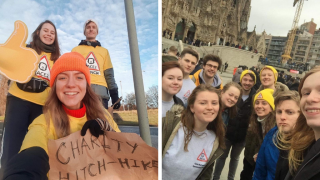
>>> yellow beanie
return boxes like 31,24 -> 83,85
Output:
253,89 -> 275,110
240,70 -> 257,84
260,66 -> 278,83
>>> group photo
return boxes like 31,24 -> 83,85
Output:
1,0 -> 320,179
161,0 -> 320,180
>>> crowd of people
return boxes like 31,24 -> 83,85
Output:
1,19 -> 122,179
163,33 -> 259,53
162,45 -> 320,180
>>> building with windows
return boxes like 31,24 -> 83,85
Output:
307,29 -> 320,66
300,18 -> 317,35
291,31 -> 313,63
264,33 -> 273,56
266,36 -> 287,63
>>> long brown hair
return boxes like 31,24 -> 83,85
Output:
31,20 -> 61,61
278,66 -> 320,174
249,102 -> 275,137
181,84 -> 225,151
162,61 -> 183,76
221,82 -> 242,119
44,82 -> 113,138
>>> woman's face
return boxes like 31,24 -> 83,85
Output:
255,99 -> 272,118
276,100 -> 300,133
56,71 -> 87,110
38,23 -> 55,45
261,69 -> 275,87
300,71 -> 320,129
191,91 -> 220,125
162,67 -> 183,96
221,86 -> 240,108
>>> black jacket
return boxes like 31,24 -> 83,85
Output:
173,95 -> 184,107
276,139 -> 320,180
278,77 -> 286,84
275,150 -> 291,180
293,139 -> 320,180
225,87 -> 256,143
289,83 -> 299,92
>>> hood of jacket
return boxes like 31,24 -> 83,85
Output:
199,69 -> 222,87
237,68 -> 243,74
256,82 -> 289,98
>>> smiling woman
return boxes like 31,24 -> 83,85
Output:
275,66 -> 320,180
162,84 -> 225,180
162,61 -> 184,118
3,52 -> 120,179
0,20 -> 61,176
55,71 -> 87,110
240,89 -> 276,179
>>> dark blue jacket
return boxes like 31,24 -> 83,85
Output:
252,126 -> 279,180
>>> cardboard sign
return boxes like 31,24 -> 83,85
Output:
48,130 -> 158,180
0,20 -> 39,83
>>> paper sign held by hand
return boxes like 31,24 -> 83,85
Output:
0,20 -> 39,83
48,130 -> 158,180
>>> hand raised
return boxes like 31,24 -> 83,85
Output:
0,20 -> 39,83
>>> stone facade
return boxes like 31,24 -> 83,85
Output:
162,0 -> 258,49
162,37 -> 261,71
255,31 -> 267,57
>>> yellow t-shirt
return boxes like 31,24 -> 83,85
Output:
20,112 -> 120,154
72,45 -> 113,88
8,52 -> 53,105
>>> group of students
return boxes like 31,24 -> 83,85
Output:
162,47 -> 320,180
0,19 -> 122,179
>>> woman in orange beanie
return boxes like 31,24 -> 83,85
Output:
0,20 -> 61,174
3,52 -> 120,180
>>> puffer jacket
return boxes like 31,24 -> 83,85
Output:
189,69 -> 223,90
252,127 -> 279,180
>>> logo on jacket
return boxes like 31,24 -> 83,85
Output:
35,55 -> 50,81
184,90 -> 191,98
197,149 -> 208,162
85,52 -> 101,75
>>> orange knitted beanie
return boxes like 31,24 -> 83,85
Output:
50,52 -> 90,87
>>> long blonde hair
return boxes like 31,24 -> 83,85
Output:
44,82 -> 113,138
277,67 -> 320,174
181,84 -> 225,151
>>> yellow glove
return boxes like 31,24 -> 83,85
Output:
0,20 -> 39,83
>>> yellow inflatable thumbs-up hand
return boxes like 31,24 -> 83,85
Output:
0,20 -> 39,83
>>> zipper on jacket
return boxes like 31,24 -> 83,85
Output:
293,150 -> 320,179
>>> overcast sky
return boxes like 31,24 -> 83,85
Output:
248,0 -> 320,36
0,0 -> 158,96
